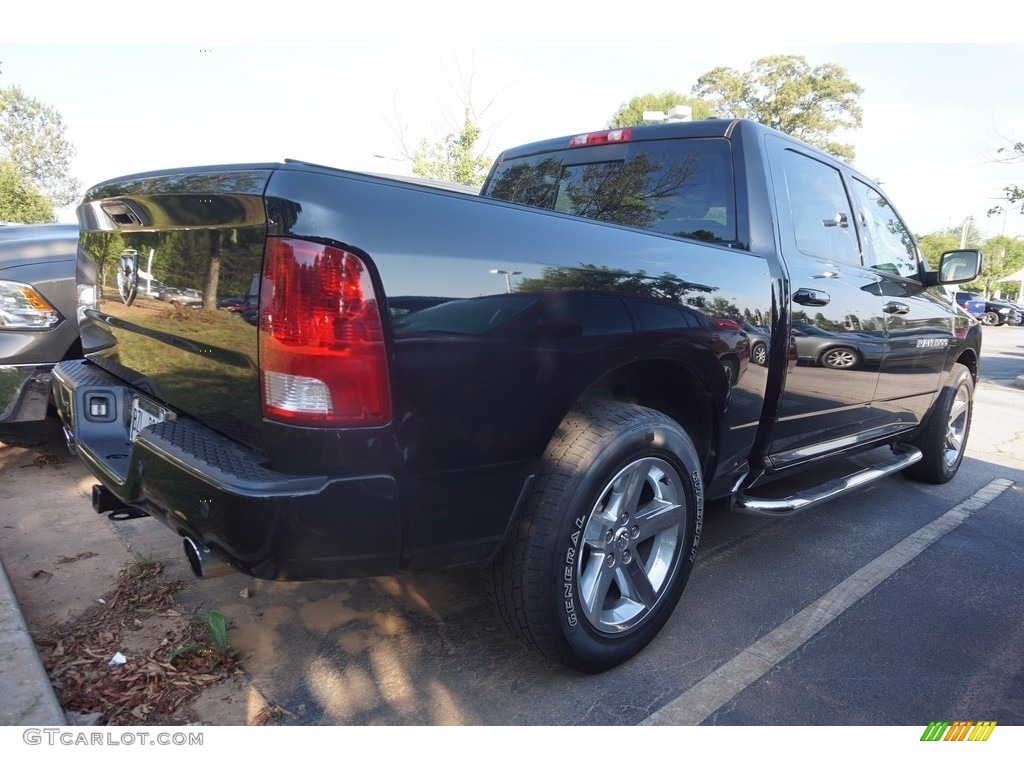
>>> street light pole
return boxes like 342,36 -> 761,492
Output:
489,268 -> 522,293
959,216 -> 974,249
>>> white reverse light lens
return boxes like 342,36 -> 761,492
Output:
263,371 -> 333,415
77,284 -> 97,324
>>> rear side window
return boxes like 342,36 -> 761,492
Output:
485,138 -> 736,244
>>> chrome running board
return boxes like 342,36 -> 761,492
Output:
732,446 -> 923,518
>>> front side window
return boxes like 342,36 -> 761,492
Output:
485,138 -> 736,244
851,179 -> 920,279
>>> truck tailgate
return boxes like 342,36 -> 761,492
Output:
77,166 -> 274,449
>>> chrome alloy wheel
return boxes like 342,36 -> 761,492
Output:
943,377 -> 972,469
577,457 -> 685,634
822,347 -> 858,369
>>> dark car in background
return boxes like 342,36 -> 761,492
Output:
954,290 -> 1020,326
0,223 -> 80,427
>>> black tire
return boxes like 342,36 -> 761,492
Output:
751,342 -> 768,367
981,311 -> 999,326
721,356 -> 739,386
903,363 -> 974,484
488,401 -> 702,672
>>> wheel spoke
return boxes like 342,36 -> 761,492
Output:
579,556 -> 617,626
634,498 -> 682,537
603,462 -> 648,522
948,397 -> 969,425
617,556 -> 658,607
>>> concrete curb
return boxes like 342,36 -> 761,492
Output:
0,555 -> 65,725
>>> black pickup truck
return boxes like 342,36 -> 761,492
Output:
53,118 -> 982,671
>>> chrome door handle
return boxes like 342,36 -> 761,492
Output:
793,288 -> 830,306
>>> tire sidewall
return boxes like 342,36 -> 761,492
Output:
936,364 -> 974,481
752,342 -> 767,366
549,412 -> 702,671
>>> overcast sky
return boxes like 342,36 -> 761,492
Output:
3,6 -> 1023,240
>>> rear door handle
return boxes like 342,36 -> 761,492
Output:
883,301 -> 910,315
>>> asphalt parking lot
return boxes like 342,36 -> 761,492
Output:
1,327 -> 1023,729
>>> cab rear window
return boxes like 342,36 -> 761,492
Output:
484,138 -> 736,244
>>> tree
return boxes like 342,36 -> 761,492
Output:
691,55 -> 863,162
608,92 -> 713,128
0,158 -> 54,223
412,109 -> 491,186
917,228 -> 963,271
0,75 -> 80,212
987,138 -> 1024,222
980,234 -> 1024,298
918,225 -> 1024,298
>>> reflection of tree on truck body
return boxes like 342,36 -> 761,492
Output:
516,262 -> 722,311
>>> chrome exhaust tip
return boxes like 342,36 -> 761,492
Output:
61,424 -> 77,456
183,537 -> 234,580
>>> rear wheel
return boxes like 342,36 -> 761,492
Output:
903,363 -> 973,484
821,346 -> 859,370
751,342 -> 768,367
981,311 -> 999,326
488,401 -> 702,672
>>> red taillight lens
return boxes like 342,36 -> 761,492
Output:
568,128 -> 633,147
259,237 -> 391,427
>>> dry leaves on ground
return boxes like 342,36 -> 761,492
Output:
36,560 -> 239,725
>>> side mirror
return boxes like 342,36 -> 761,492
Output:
928,249 -> 982,286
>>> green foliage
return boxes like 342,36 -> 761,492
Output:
917,228 -> 964,271
205,610 -> 231,656
516,262 -> 717,307
0,79 -> 80,208
168,609 -> 236,660
80,230 -> 127,291
918,226 -> 1024,298
987,139 -> 1024,221
692,54 -> 863,162
0,159 -> 54,222
134,550 -> 158,568
608,92 -> 714,128
979,235 -> 1024,298
412,110 -> 490,187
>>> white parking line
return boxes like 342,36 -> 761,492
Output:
642,478 -> 1015,726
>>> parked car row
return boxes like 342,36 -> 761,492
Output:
954,290 -> 1023,326
156,286 -> 203,307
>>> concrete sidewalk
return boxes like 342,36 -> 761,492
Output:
0,555 -> 65,725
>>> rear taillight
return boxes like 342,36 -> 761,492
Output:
258,237 -> 391,427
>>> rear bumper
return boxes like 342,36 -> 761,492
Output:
51,359 -> 401,580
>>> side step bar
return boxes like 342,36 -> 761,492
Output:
732,446 -> 923,518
